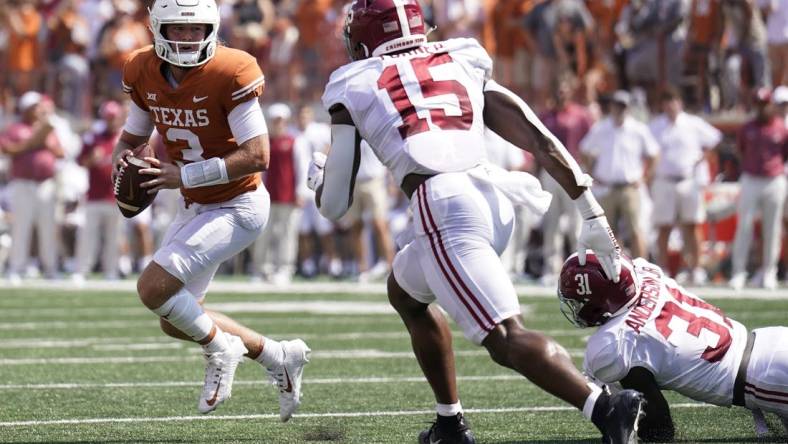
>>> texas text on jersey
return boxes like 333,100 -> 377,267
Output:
122,45 -> 265,204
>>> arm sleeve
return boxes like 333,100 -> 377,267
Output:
227,97 -> 268,145
318,124 -> 361,220
294,137 -> 311,201
123,100 -> 154,137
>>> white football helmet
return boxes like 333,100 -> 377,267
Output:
149,0 -> 220,67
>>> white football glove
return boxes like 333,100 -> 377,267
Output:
307,152 -> 327,191
577,215 -> 622,283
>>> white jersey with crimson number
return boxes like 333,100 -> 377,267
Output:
584,258 -> 749,406
321,38 -> 491,186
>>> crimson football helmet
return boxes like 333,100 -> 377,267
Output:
557,251 -> 640,328
343,0 -> 428,61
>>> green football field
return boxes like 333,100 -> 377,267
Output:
0,283 -> 786,443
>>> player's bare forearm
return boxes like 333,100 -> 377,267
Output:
621,367 -> 675,442
483,90 -> 585,199
223,134 -> 270,179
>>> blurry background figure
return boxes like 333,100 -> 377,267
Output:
96,0 -> 150,101
485,0 -> 531,96
119,206 -> 154,277
777,86 -> 788,285
292,0 -> 333,102
225,0 -> 275,60
524,0 -> 593,110
762,0 -> 788,86
719,0 -> 771,110
251,103 -> 306,285
72,100 -> 125,284
485,129 -> 534,282
338,140 -> 394,282
580,90 -> 659,259
294,105 -> 340,278
431,0 -> 485,40
649,87 -> 722,284
729,88 -> 787,291
615,0 -> 689,104
538,74 -> 594,285
684,0 -> 724,111
46,0 -> 92,121
2,1 -> 44,99
0,92 -> 64,284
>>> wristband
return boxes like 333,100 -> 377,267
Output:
181,157 -> 229,188
574,189 -> 604,220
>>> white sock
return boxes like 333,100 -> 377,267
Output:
436,401 -> 463,417
152,288 -> 218,346
202,327 -> 230,354
255,337 -> 284,368
582,383 -> 604,420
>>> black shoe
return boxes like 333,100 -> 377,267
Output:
592,389 -> 646,444
418,413 -> 476,444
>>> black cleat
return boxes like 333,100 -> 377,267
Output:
418,413 -> 476,444
592,389 -> 647,444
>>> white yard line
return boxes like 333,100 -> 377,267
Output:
0,374 -> 525,390
0,349 -> 586,365
0,329 -> 586,350
2,278 -> 787,299
0,316 -> 406,331
0,403 -> 710,427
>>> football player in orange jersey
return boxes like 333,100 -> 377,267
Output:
110,0 -> 309,420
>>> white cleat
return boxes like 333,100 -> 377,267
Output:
198,334 -> 248,414
267,339 -> 311,422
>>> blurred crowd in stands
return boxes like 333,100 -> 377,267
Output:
0,0 -> 787,289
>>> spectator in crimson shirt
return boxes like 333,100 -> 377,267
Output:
729,88 -> 788,291
538,75 -> 595,284
250,103 -> 308,285
72,100 -> 126,284
0,91 -> 64,283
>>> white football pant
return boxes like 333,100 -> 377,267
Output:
393,172 -> 521,345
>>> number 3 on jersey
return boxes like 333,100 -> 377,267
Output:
655,287 -> 733,363
165,128 -> 205,166
377,52 -> 473,139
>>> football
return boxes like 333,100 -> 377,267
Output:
114,143 -> 158,218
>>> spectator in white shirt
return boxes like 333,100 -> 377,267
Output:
649,87 -> 722,284
580,90 -> 660,259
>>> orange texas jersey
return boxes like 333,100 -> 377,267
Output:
121,45 -> 265,204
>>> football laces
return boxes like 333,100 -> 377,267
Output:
113,166 -> 125,197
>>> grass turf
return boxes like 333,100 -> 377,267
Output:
0,286 -> 785,443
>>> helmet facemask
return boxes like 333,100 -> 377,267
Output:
557,290 -> 591,328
